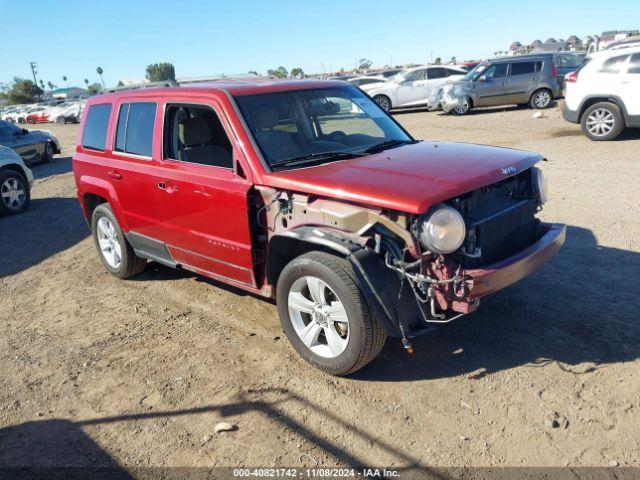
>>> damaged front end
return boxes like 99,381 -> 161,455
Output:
258,165 -> 565,345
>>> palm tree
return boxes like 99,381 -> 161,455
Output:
62,76 -> 68,87
47,81 -> 54,90
96,67 -> 105,88
84,78 -> 89,86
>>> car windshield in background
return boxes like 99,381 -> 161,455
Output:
462,63 -> 487,81
234,86 -> 413,170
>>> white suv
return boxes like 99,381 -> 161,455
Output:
562,46 -> 640,140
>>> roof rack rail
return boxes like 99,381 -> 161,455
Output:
101,80 -> 179,94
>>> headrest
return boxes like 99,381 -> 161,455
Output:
179,117 -> 211,146
253,108 -> 279,130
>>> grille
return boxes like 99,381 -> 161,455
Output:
449,171 -> 541,268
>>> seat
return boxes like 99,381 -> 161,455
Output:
252,107 -> 302,161
178,116 -> 232,168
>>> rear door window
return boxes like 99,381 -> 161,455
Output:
628,53 -> 640,74
599,54 -> 630,74
115,102 -> 156,157
82,104 -> 112,151
426,67 -> 447,79
510,62 -> 536,76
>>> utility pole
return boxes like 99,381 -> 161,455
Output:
29,61 -> 39,86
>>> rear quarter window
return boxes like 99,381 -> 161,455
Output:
82,104 -> 112,151
114,102 -> 156,157
599,54 -> 630,74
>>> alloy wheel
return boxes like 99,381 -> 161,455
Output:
1,177 -> 27,211
375,96 -> 391,111
586,108 -> 615,137
533,90 -> 551,109
288,275 -> 350,358
454,98 -> 470,115
96,217 -> 122,269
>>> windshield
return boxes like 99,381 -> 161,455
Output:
462,63 -> 487,81
235,86 -> 413,170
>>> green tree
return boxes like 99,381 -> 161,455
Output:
96,67 -> 105,88
358,58 -> 373,70
47,81 -> 55,90
117,80 -> 125,87
434,57 -> 442,65
290,67 -> 305,79
7,78 -> 43,104
87,83 -> 102,95
248,70 -> 259,76
267,66 -> 288,78
84,78 -> 89,86
450,56 -> 457,64
62,76 -> 68,87
145,62 -> 176,82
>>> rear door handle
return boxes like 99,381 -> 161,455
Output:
107,170 -> 122,180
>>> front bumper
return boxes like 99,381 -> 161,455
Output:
562,102 -> 580,123
466,223 -> 566,298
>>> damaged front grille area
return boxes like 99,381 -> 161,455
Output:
449,169 -> 541,268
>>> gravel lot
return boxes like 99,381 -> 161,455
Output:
1,104 -> 639,472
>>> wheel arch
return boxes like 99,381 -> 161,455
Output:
1,163 -> 30,180
266,227 -> 406,337
578,96 -> 629,124
78,177 -> 128,230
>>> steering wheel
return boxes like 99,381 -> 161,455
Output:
325,131 -> 348,144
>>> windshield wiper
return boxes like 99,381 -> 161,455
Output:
363,139 -> 418,154
270,150 -> 366,169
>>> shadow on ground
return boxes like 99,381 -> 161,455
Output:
355,225 -> 640,381
31,156 -> 73,180
0,389 -> 446,478
0,196 -> 88,277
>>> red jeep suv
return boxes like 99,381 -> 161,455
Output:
73,80 -> 565,375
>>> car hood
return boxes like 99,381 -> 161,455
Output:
261,141 -> 543,214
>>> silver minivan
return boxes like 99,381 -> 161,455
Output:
448,53 -> 583,115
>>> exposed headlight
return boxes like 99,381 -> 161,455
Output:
417,204 -> 466,254
532,167 -> 549,204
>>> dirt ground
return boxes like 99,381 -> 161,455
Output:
1,104 -> 639,473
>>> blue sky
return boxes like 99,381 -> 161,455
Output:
1,0 -> 638,88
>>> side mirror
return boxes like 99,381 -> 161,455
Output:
21,128 -> 29,135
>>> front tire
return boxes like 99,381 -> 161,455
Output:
373,95 -> 392,112
91,204 -> 147,279
42,141 -> 54,163
0,170 -> 30,216
581,102 -> 625,141
276,252 -> 386,376
452,97 -> 471,115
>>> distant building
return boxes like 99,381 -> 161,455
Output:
598,30 -> 640,49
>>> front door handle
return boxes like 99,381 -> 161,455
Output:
158,181 -> 178,193
107,170 -> 122,180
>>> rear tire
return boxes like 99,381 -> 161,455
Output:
0,170 -> 30,216
581,102 -> 625,141
276,251 -> 386,376
91,204 -> 147,279
530,89 -> 553,109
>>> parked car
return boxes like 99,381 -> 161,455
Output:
0,119 -> 61,165
2,106 -> 29,124
445,53 -> 580,115
73,80 -> 564,375
377,69 -> 402,78
17,106 -> 47,124
0,145 -> 33,216
562,46 -> 640,140
25,109 -> 50,124
348,76 -> 387,88
364,65 -> 467,111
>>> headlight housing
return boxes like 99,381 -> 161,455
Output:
531,167 -> 549,204
417,204 -> 466,254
